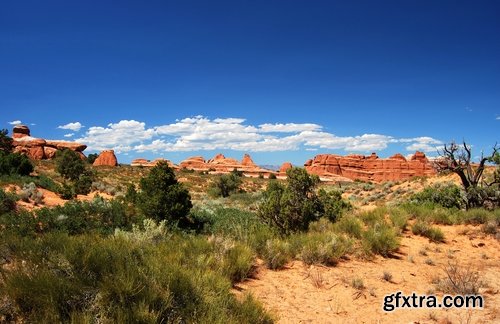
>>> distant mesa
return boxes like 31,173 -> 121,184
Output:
304,151 -> 436,182
93,150 -> 118,167
12,125 -> 87,160
131,158 -> 178,169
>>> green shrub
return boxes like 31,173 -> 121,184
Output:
361,224 -> 400,257
221,242 -> 255,283
317,189 -> 351,223
0,188 -> 17,215
268,173 -> 277,180
86,153 -> 98,164
411,222 -> 445,242
55,149 -> 86,181
0,233 -> 273,323
334,215 -> 363,239
359,208 -> 387,227
138,161 -> 192,227
211,171 -> 243,198
19,182 -> 44,205
461,208 -> 493,225
262,239 -> 290,270
410,183 -> 464,209
291,232 -> 352,265
389,208 -> 409,232
0,151 -> 34,176
258,168 -> 325,235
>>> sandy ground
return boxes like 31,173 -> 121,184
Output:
235,225 -> 499,324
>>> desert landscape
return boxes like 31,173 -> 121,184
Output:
2,1 -> 499,323
1,124 -> 499,323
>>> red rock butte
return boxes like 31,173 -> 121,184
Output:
11,125 -> 87,160
304,151 -> 436,182
93,150 -> 118,167
131,158 -> 179,169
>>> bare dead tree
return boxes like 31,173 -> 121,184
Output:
435,141 -> 498,208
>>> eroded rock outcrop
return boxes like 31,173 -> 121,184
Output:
178,153 -> 275,177
93,150 -> 118,167
11,125 -> 87,160
304,151 -> 436,182
131,158 -> 178,169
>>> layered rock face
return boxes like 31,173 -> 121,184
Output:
12,125 -> 87,160
304,152 -> 436,182
93,150 -> 118,167
131,158 -> 178,169
178,153 -> 274,177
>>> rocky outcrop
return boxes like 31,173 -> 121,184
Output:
304,151 -> 436,182
93,150 -> 118,167
131,158 -> 178,169
279,162 -> 293,175
12,125 -> 31,138
178,153 -> 275,177
11,125 -> 87,160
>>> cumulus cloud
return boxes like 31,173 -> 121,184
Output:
63,133 -> 74,138
58,122 -> 84,132
400,136 -> 443,153
497,116 -> 500,120
8,120 -> 22,125
75,116 -> 442,155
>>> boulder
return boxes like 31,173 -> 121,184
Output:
279,162 -> 293,174
12,125 -> 30,138
93,150 -> 118,167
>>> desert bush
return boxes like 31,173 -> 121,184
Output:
19,182 -> 44,205
410,183 -> 464,209
0,188 -> 16,215
389,208 -> 409,232
361,223 -> 400,257
0,151 -> 33,176
291,232 -> 353,265
211,171 -> 243,198
86,153 -> 98,164
308,217 -> 336,233
411,222 -> 445,242
221,242 -> 255,283
55,149 -> 85,181
0,233 -> 272,323
258,168 -> 327,235
114,218 -> 168,243
333,215 -> 363,239
359,208 -> 387,227
460,208 -> 493,225
268,173 -> 276,180
137,161 -> 192,227
262,239 -> 291,270
317,188 -> 352,223
436,262 -> 482,295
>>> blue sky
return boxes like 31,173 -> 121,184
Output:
2,0 -> 499,165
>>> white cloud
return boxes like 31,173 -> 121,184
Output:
496,116 -> 500,120
258,123 -> 322,133
58,122 -> 84,132
64,133 -> 74,138
8,120 -> 22,125
401,137 -> 443,153
75,116 -> 443,155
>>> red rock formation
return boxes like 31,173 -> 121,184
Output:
93,150 -> 118,167
177,153 -> 275,177
279,162 -> 293,174
131,158 -> 178,169
12,125 -> 30,138
11,125 -> 87,160
304,151 -> 436,182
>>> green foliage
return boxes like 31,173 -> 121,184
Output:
262,239 -> 290,269
59,182 -> 75,200
138,161 -> 192,226
361,223 -> 400,257
317,189 -> 352,223
268,173 -> 277,180
411,222 -> 445,242
211,172 -> 243,198
0,129 -> 13,152
0,188 -> 16,215
0,233 -> 272,323
389,208 -> 409,232
86,153 -> 98,164
290,232 -> 353,265
73,171 -> 93,195
333,215 -> 363,239
410,183 -> 464,209
55,149 -> 86,181
0,151 -> 34,176
258,168 -> 323,235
